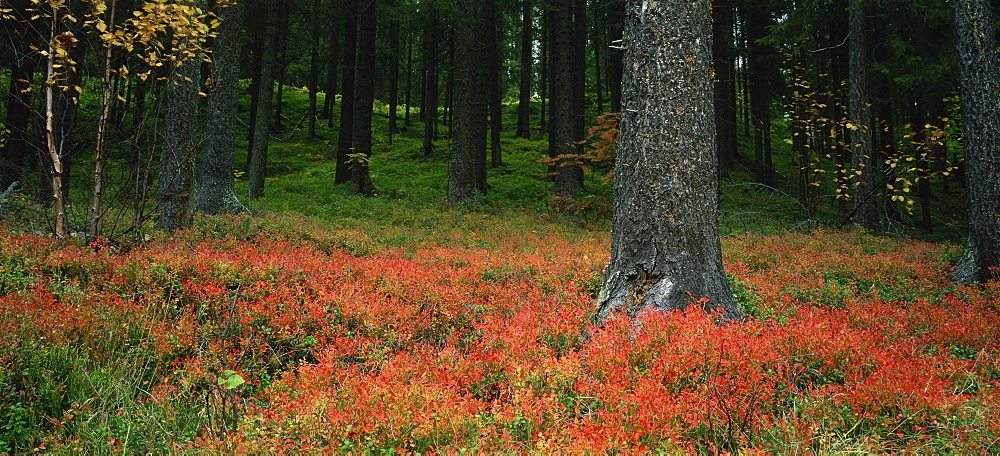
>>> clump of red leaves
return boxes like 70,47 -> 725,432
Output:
1,218 -> 997,453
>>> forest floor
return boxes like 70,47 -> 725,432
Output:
0,91 -> 997,452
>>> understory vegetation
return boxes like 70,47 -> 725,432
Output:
1,89 -> 997,453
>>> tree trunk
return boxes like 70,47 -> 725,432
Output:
272,6 -> 290,131
349,0 -> 378,197
953,0 -> 1000,283
405,36 -> 413,126
2,0 -> 37,190
487,2 -> 502,170
335,0 -> 358,183
388,0 -> 400,145
515,0 -> 533,139
747,3 -> 773,186
323,17 -> 341,125
549,0 -> 581,196
446,0 -> 489,206
308,0 -> 322,138
848,1 -> 876,228
422,7 -> 439,156
197,0 -> 247,215
89,0 -> 119,240
606,0 -> 624,113
593,0 -> 744,325
157,0 -> 206,230
248,0 -> 280,199
712,0 -> 737,180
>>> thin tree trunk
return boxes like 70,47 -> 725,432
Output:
89,0 -> 118,240
44,8 -> 67,239
405,36 -> 413,126
422,7 -> 439,156
516,0 -> 533,139
487,2 -> 502,170
388,0 -> 400,145
308,0 -> 322,137
248,1 -> 279,199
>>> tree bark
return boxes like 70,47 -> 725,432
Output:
848,0 -> 876,228
712,0 -> 737,180
486,1 -> 502,170
308,0 -> 323,138
349,0 -> 378,197
593,0 -> 744,325
335,0 -> 358,183
548,0 -> 581,196
247,0 -> 280,199
422,7 -> 439,156
158,0 -> 206,229
388,0 -> 400,145
952,0 -> 1000,283
747,3 -> 773,186
515,0 -> 533,139
197,0 -> 247,215
446,0 -> 489,206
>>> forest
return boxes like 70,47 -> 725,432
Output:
0,0 -> 999,452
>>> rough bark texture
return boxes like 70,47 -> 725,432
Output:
848,1 -> 876,228
348,0 -> 378,197
446,0 -> 488,206
197,0 -> 247,215
248,1 -> 279,199
157,0 -> 205,230
515,0 -> 532,139
548,0 -> 581,196
953,0 -> 1000,283
593,0 -> 744,325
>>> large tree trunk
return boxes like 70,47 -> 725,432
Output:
157,0 -> 206,229
349,0 -> 378,197
515,0 -> 533,139
247,0 -> 279,199
952,0 -> 1000,283
848,0 -> 876,228
548,0 -> 581,196
446,0 -> 489,206
335,0 -> 358,183
593,0 -> 744,325
197,0 -> 247,215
